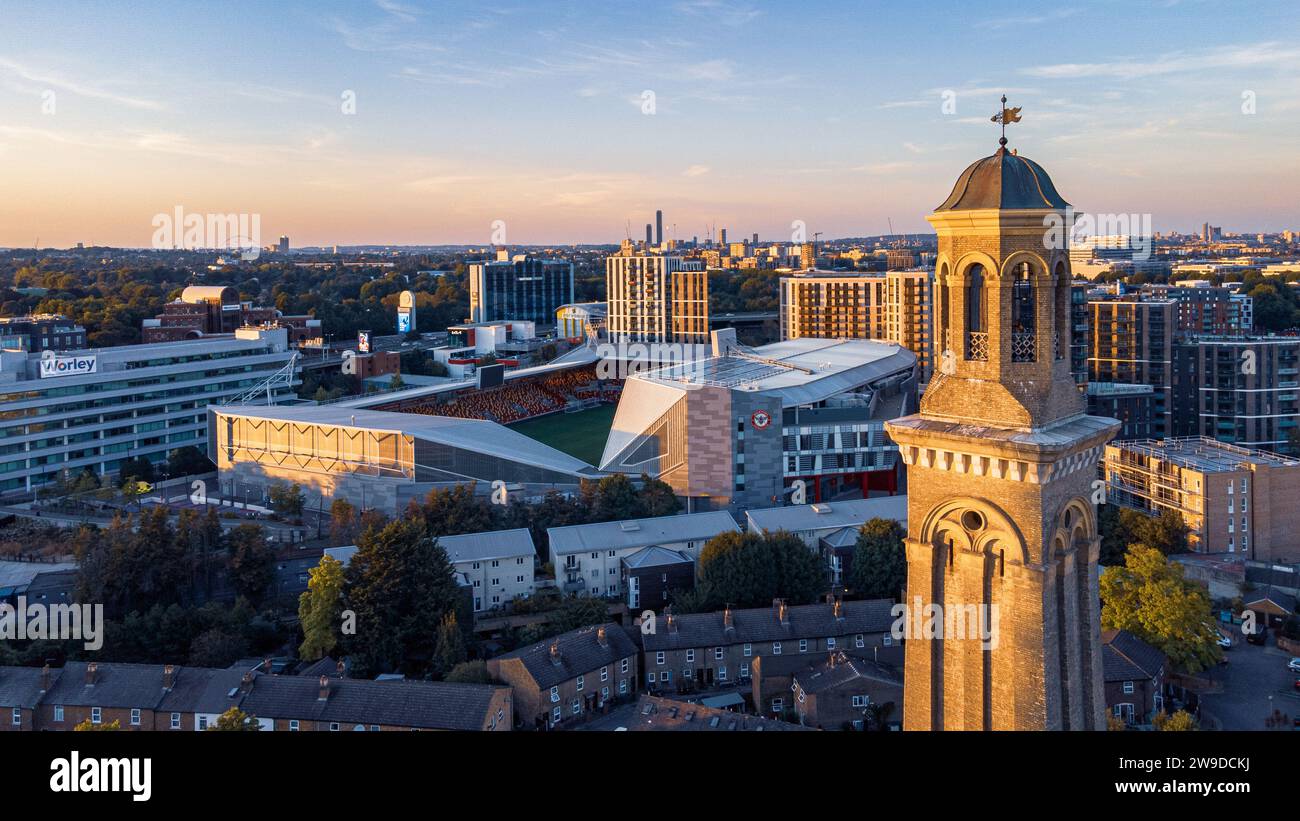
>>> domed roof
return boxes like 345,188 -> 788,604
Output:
935,147 -> 1069,212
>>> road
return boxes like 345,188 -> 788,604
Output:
1200,636 -> 1298,730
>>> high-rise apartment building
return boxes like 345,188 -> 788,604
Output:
1088,298 -> 1175,437
468,256 -> 575,325
1171,337 -> 1300,452
605,252 -> 708,343
780,270 -> 934,381
1142,284 -> 1250,337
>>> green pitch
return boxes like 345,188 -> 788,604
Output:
508,404 -> 617,467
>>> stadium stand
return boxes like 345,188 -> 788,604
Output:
399,365 -> 622,424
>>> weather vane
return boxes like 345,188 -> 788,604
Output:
990,94 -> 1022,147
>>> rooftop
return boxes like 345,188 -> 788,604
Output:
935,147 -> 1070,212
548,510 -> 739,556
616,695 -> 812,732
436,528 -> 536,564
643,599 -> 895,651
1108,436 -> 1300,472
746,496 -> 907,535
490,623 -> 639,691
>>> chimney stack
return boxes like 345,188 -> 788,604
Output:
549,641 -> 562,667
40,663 -> 50,691
240,671 -> 254,695
162,664 -> 176,690
318,675 -> 331,701
723,606 -> 734,632
776,599 -> 789,627
336,659 -> 346,678
833,598 -> 843,621
667,614 -> 677,634
84,662 -> 98,686
262,656 -> 274,675
596,626 -> 608,647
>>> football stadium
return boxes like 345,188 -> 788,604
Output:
210,330 -> 916,515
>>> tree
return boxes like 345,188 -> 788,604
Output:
849,518 -> 907,600
696,531 -> 778,609
1100,544 -> 1221,673
166,445 -> 213,478
1097,504 -> 1126,566
388,373 -> 404,390
412,485 -> 497,538
208,706 -> 262,731
1153,709 -> 1199,731
117,455 -> 156,486
268,482 -> 305,518
226,524 -> 277,605
433,612 -> 467,677
342,518 -> 462,677
582,474 -> 643,522
329,498 -> 359,544
445,660 -> 492,684
74,719 -> 121,731
638,474 -> 682,518
767,530 -> 826,604
299,554 -> 346,661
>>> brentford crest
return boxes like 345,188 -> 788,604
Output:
751,410 -> 772,429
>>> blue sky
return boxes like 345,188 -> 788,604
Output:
1,0 -> 1297,247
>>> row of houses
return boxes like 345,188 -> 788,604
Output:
0,660 -> 512,732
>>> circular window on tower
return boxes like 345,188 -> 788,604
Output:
960,510 -> 986,532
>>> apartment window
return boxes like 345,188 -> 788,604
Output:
517,557 -> 525,565
170,712 -> 180,730
772,698 -> 784,712
552,707 -> 561,723
491,560 -> 499,568
740,663 -> 749,678
576,675 -> 584,692
197,715 -> 207,730
619,679 -> 628,694
683,668 -> 693,679
601,666 -> 609,682
647,672 -> 656,686
371,725 -> 380,732
1123,681 -> 1135,695
855,634 -> 865,648
130,708 -> 141,726
601,686 -> 609,700
11,708 -> 19,726
852,695 -> 869,708
827,637 -> 836,649
621,658 -> 629,674
686,649 -> 695,663
491,578 -> 500,586
516,575 -> 525,583
883,635 -> 893,646
289,720 -> 299,732
799,639 -> 808,653
91,707 -> 102,725
330,723 -> 340,732
660,671 -> 671,683
656,651 -> 665,665
714,647 -> 724,661
472,561 -> 480,569
54,706 -> 64,723
550,686 -> 559,703
1241,517 -> 1247,532
572,700 -> 581,715
773,642 -> 782,655
718,667 -> 727,681
743,643 -> 752,657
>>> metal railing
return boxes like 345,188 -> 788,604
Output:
967,332 -> 988,361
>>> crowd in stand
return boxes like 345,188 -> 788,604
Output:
403,365 -> 622,424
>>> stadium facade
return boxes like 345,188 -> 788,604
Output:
209,405 -> 601,515
599,331 -> 918,510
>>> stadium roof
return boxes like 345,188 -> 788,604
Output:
211,405 -> 600,478
745,496 -> 908,535
548,511 -> 739,557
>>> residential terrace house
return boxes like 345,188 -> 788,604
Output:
1102,629 -> 1168,726
641,597 -> 896,695
487,623 -> 639,729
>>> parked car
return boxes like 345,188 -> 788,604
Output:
1246,627 -> 1268,646
1288,658 -> 1300,673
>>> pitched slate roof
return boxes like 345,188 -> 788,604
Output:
492,622 -> 639,690
43,661 -> 172,710
623,695 -> 812,732
643,599 -> 895,651
0,665 -> 59,709
621,545 -> 693,570
239,675 -> 506,730
745,496 -> 908,535
1101,629 -> 1167,682
1244,586 -> 1296,614
156,667 -> 249,716
437,528 -> 536,565
793,652 -> 903,695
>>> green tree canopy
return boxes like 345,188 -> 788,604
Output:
298,554 -> 346,661
849,518 -> 907,600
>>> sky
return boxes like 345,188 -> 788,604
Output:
0,0 -> 1298,248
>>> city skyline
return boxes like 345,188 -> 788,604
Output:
1,0 -> 1299,248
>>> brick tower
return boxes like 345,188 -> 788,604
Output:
884,131 -> 1120,730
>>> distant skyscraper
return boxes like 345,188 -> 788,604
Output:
278,235 -> 289,253
718,228 -> 727,247
606,251 -> 708,343
655,210 -> 663,246
645,224 -> 653,245
468,256 -> 575,324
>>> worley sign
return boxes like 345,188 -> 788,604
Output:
39,355 -> 98,379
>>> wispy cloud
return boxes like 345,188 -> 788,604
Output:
1023,42 -> 1300,80
683,164 -> 711,177
977,8 -> 1080,30
0,57 -> 162,110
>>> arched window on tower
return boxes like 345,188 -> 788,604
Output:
1011,261 -> 1036,362
937,264 -> 950,353
1054,262 -> 1069,362
966,264 -> 988,361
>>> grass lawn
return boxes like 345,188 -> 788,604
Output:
508,404 -> 617,467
